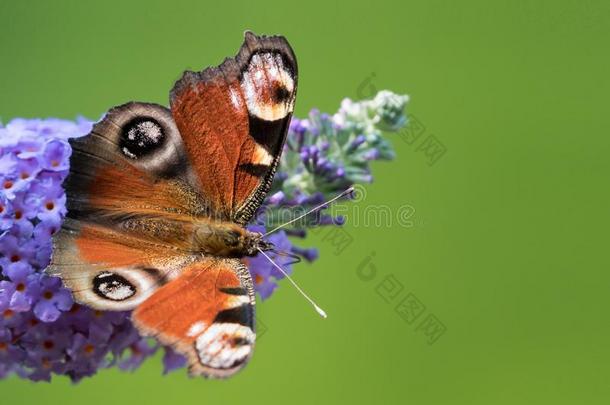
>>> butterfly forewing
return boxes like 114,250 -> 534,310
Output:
170,31 -> 298,224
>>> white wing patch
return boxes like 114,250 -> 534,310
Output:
195,323 -> 255,370
252,143 -> 274,166
187,321 -> 208,338
240,52 -> 295,121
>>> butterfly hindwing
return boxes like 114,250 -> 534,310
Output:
170,31 -> 298,224
49,218 -> 197,311
132,257 -> 256,378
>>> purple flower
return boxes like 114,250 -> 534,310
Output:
118,338 -> 158,371
245,227 -> 301,300
14,137 -> 45,160
41,140 -> 71,172
248,258 -> 278,299
0,262 -> 37,312
33,184 -> 67,229
289,118 -> 307,140
29,276 -> 73,323
347,134 -> 367,151
14,157 -> 42,185
0,155 -> 18,177
268,191 -> 286,205
4,117 -> 91,142
0,162 -> 30,201
6,194 -> 36,237
266,231 -> 294,280
0,195 -> 13,232
19,323 -> 73,381
361,149 -> 381,161
0,235 -> 36,269
0,327 -> 26,363
290,246 -> 319,262
162,347 -> 187,374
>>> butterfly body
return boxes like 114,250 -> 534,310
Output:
192,219 -> 272,257
48,32 -> 298,378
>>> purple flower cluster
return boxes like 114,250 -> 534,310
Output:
0,90 -> 408,382
0,118 -> 165,382
259,91 -> 409,233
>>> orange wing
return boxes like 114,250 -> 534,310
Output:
170,31 -> 298,224
132,258 -> 256,378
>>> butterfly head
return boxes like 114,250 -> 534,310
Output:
255,235 -> 275,253
241,230 -> 274,256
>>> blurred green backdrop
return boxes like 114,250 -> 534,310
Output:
1,0 -> 609,404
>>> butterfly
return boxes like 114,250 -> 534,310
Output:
48,31 -> 298,378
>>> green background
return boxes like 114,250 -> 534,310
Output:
1,0 -> 609,403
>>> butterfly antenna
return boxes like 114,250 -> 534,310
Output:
264,186 -> 355,237
257,248 -> 327,319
